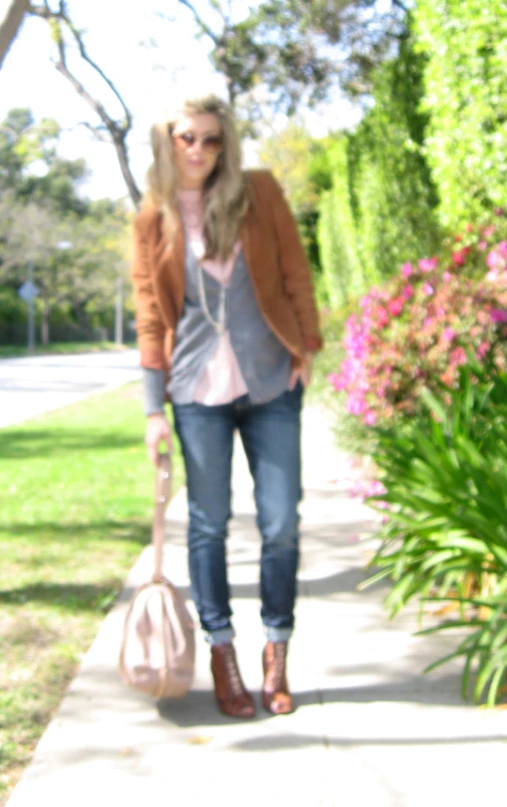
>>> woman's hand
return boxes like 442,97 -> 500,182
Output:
289,351 -> 314,390
145,412 -> 173,466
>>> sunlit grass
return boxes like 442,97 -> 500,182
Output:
0,341 -> 133,359
0,383 -> 183,804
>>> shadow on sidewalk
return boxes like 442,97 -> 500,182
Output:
116,562 -> 388,605
229,731 -> 507,751
156,670 -> 470,729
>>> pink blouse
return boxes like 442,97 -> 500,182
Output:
178,190 -> 248,404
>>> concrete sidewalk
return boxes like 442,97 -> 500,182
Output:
6,406 -> 507,807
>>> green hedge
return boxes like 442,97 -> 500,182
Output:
414,0 -> 507,229
316,32 -> 440,307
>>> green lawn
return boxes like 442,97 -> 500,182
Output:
0,341 -> 132,359
0,383 -> 183,805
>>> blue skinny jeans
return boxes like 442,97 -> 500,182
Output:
172,383 -> 303,646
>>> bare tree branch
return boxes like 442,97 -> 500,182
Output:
77,121 -> 112,143
28,1 -> 141,206
0,0 -> 30,70
57,2 -> 133,131
178,0 -> 219,44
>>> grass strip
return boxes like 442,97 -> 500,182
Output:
0,382 -> 183,805
0,342 -> 133,359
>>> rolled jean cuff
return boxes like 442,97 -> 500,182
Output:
206,627 -> 236,646
265,626 -> 293,643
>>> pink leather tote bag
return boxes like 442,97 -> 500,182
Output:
118,454 -> 195,699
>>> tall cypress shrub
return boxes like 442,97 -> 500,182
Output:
348,33 -> 440,282
317,138 -> 363,308
316,30 -> 439,307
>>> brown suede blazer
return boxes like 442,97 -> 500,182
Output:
131,169 -> 323,373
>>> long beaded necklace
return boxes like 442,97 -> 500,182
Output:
181,189 -> 227,336
196,257 -> 226,336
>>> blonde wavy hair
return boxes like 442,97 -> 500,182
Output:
144,94 -> 250,261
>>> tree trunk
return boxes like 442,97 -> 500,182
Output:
0,0 -> 29,70
113,130 -> 141,208
41,303 -> 49,345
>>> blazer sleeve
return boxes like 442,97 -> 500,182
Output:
130,211 -> 168,370
263,172 -> 323,353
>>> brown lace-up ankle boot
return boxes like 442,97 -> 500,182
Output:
210,642 -> 255,718
262,640 -> 294,715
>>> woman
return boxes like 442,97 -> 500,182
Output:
131,93 -> 322,718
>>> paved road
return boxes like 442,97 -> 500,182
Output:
0,350 -> 142,428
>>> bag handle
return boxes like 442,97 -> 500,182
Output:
153,452 -> 172,583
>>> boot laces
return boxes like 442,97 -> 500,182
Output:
265,642 -> 287,691
222,644 -> 245,697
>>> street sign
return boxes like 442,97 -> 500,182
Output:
18,280 -> 39,302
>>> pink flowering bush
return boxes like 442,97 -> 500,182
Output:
329,217 -> 507,426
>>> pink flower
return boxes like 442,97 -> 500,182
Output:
424,316 -> 433,328
477,342 -> 490,358
346,393 -> 367,416
486,249 -> 507,271
449,346 -> 467,366
387,297 -> 404,317
490,309 -> 507,324
327,372 -> 345,391
442,328 -> 455,342
422,282 -> 434,295
483,226 -> 496,237
350,478 -> 387,502
419,257 -> 438,272
452,250 -> 466,266
364,480 -> 387,497
402,284 -> 414,300
486,252 -> 497,269
478,241 -> 487,251
401,262 -> 413,278
376,307 -> 389,328
442,271 -> 452,282
364,410 -> 376,426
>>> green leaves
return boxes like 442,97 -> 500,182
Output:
419,602 -> 507,706
365,363 -> 507,704
413,0 -> 507,229
315,31 -> 440,308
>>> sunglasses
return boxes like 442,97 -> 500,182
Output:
172,130 -> 223,154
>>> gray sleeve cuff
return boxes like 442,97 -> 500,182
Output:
142,367 -> 167,416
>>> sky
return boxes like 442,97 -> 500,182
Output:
0,0 -> 361,203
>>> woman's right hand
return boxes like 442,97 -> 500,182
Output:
145,412 -> 173,466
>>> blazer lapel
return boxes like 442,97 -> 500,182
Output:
240,206 -> 261,284
154,214 -> 186,322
